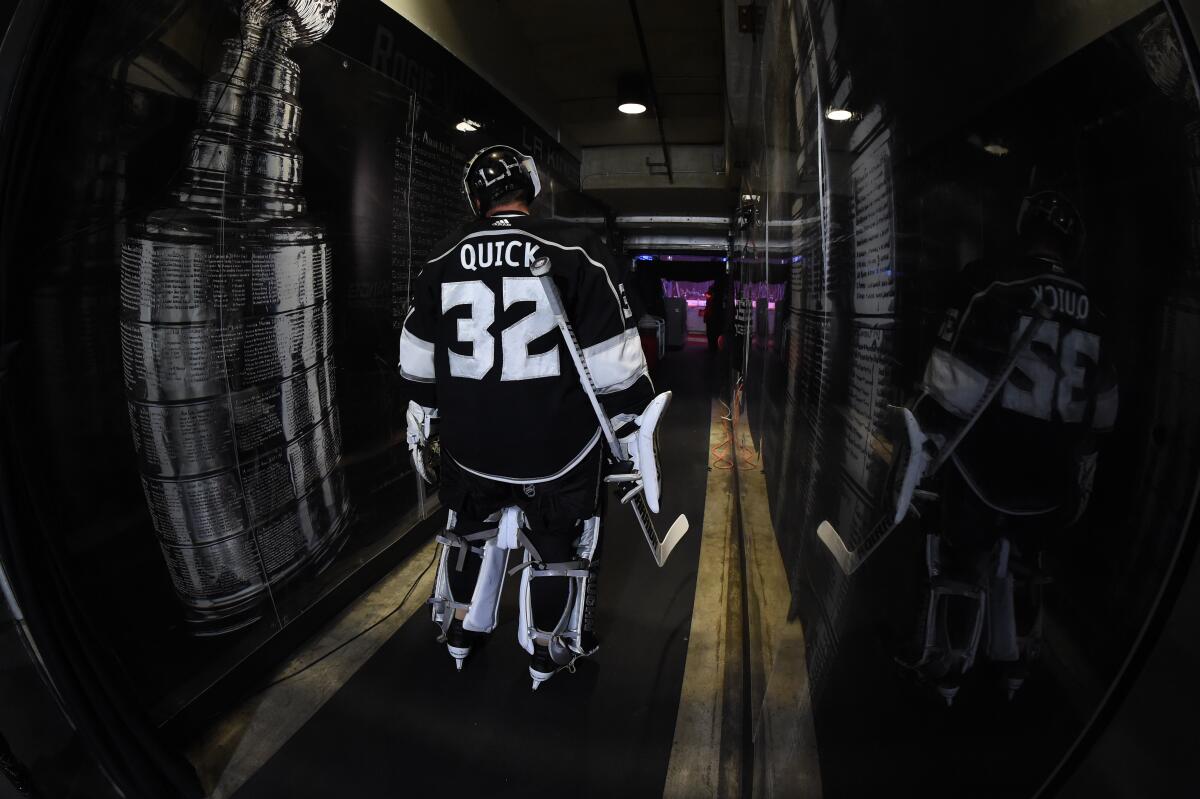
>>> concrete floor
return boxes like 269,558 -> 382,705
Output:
186,345 -> 820,798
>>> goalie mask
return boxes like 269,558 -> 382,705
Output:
463,145 -> 542,217
1017,190 -> 1085,264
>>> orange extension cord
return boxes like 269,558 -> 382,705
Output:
711,381 -> 760,471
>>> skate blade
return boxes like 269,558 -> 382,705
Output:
529,667 -> 554,691
937,684 -> 959,706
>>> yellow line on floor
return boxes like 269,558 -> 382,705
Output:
733,407 -> 823,798
663,399 -> 741,797
663,394 -> 823,797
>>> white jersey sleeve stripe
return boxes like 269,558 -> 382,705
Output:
583,328 -> 647,394
921,346 -> 989,419
399,326 -> 436,381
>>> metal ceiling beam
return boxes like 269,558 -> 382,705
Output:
552,216 -> 731,226
628,0 -> 674,184
618,215 -> 731,225
624,234 -> 728,250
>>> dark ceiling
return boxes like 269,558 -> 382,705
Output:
496,0 -> 727,149
497,0 -> 734,225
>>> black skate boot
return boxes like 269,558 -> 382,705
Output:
529,644 -> 556,690
445,618 -> 476,672
528,634 -> 601,690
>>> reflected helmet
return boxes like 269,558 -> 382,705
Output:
462,145 -> 542,217
1017,190 -> 1085,261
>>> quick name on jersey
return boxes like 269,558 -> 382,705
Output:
460,238 -> 541,271
1031,282 -> 1089,321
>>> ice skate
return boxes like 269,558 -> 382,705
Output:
445,618 -> 476,672
529,645 -> 556,690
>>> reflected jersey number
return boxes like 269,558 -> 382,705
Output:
1001,316 -> 1100,423
441,278 -> 560,381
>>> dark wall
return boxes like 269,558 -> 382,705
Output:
0,0 -> 580,794
737,0 -> 1200,795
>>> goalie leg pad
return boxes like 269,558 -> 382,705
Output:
517,515 -> 601,665
909,534 -> 987,691
985,538 -> 1020,663
430,510 -> 509,637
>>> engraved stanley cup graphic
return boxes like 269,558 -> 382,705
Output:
120,0 -> 348,633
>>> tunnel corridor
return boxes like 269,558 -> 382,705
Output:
3,1 -> 1200,798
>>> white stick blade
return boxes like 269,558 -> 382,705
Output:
816,520 -> 860,575
653,514 -> 690,567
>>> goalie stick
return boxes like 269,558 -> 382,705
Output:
530,257 -> 689,567
817,303 -> 1052,575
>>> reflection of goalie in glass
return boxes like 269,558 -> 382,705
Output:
899,190 -> 1120,704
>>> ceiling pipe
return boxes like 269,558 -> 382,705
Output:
628,0 -> 674,184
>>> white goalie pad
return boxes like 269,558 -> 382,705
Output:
615,392 -> 672,514
517,515 -> 601,663
430,510 -> 510,635
914,535 -> 986,677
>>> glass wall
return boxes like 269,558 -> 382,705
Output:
0,0 -> 587,741
736,0 -> 1200,795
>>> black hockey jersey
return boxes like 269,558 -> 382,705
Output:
916,256 -> 1119,514
399,212 -> 652,483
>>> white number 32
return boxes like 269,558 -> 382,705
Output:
441,278 -> 560,381
1001,317 -> 1101,422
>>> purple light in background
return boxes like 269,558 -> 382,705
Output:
635,253 -> 727,263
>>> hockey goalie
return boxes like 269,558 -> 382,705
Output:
900,190 -> 1120,703
398,145 -> 671,689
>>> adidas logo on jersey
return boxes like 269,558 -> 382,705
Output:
492,218 -> 511,227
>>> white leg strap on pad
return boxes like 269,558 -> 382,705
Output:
431,509 -> 511,636
516,515 -> 601,662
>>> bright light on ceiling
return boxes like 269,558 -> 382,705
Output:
455,118 -> 481,133
825,108 -> 853,122
618,102 -> 647,115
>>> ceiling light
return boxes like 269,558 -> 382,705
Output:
455,118 -> 481,133
983,143 -> 1009,156
825,108 -> 853,122
618,74 -> 648,116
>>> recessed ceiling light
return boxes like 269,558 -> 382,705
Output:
983,143 -> 1010,156
618,74 -> 648,116
825,108 -> 853,122
455,118 -> 481,133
